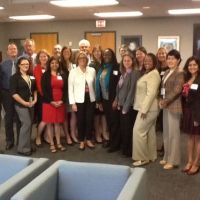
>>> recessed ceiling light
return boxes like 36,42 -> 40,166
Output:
50,0 -> 119,7
168,8 -> 200,15
0,6 -> 4,10
94,11 -> 143,18
142,6 -> 150,9
9,15 -> 55,21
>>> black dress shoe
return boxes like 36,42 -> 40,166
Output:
17,151 -> 32,156
6,143 -> 14,150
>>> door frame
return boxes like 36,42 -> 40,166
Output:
84,31 -> 116,52
30,32 -> 59,43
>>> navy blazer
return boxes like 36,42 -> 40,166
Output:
0,59 -> 17,90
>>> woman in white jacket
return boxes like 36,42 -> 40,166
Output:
68,52 -> 96,150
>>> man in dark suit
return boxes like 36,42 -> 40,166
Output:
0,43 -> 20,150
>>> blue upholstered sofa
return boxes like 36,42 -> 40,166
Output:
11,160 -> 146,200
0,154 -> 49,200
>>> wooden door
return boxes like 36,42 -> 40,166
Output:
85,31 -> 116,52
30,32 -> 58,55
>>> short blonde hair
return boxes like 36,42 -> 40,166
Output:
76,52 -> 88,66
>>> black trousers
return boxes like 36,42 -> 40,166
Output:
120,108 -> 137,157
156,110 -> 163,132
76,93 -> 95,142
102,99 -> 120,150
1,89 -> 21,145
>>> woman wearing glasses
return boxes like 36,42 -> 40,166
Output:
10,56 -> 37,156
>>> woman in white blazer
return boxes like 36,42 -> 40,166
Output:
68,52 -> 96,150
132,53 -> 161,166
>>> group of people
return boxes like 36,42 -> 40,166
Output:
0,38 -> 200,176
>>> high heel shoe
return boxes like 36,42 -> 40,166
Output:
79,142 -> 85,151
50,144 -> 57,153
71,137 -> 79,144
57,144 -> 66,151
181,163 -> 192,173
86,140 -> 95,149
187,165 -> 200,175
35,138 -> 42,148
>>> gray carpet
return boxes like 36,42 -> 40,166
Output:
0,124 -> 199,200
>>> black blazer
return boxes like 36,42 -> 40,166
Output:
41,71 -> 68,103
10,72 -> 36,107
187,75 -> 200,122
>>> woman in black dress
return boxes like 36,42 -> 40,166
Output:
182,56 -> 200,175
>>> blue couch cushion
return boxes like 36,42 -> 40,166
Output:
58,161 -> 130,200
0,155 -> 32,184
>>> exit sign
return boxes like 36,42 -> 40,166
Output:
96,20 -> 106,28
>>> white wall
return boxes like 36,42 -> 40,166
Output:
1,16 -> 200,63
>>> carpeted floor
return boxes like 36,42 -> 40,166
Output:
0,123 -> 199,200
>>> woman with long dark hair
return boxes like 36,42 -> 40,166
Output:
41,56 -> 67,153
182,56 -> 200,175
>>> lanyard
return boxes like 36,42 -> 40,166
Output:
22,75 -> 32,100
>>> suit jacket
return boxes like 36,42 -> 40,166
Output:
41,71 -> 68,103
115,69 -> 141,113
0,59 -> 17,90
187,75 -> 200,122
134,69 -> 161,114
161,67 -> 184,114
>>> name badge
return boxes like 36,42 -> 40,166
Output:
161,88 -> 165,96
57,75 -> 62,80
42,69 -> 45,73
30,76 -> 35,80
191,84 -> 198,90
113,70 -> 118,75
160,71 -> 165,76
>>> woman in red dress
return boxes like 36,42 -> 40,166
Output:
33,49 -> 50,146
41,56 -> 67,153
